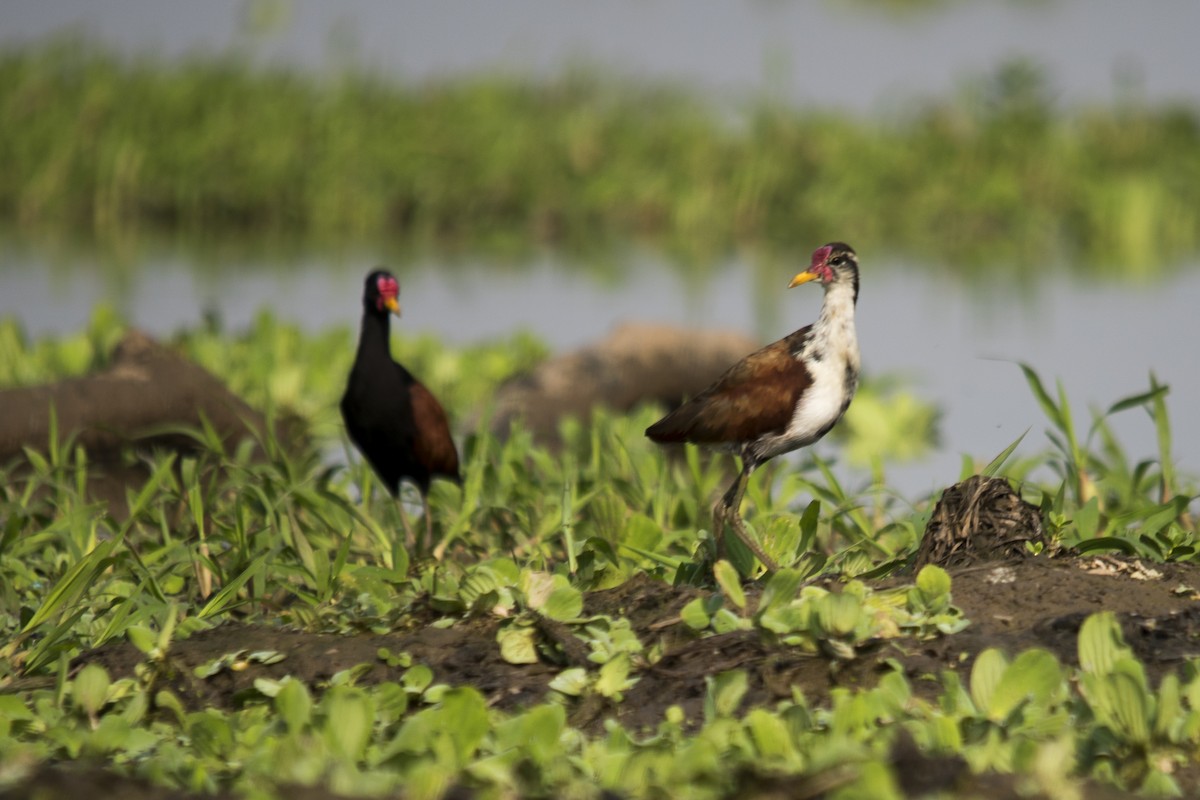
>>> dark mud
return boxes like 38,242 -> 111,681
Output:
17,556 -> 1200,798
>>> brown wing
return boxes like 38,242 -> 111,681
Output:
646,327 -> 813,445
410,381 -> 462,482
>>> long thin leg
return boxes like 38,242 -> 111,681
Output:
714,460 -> 779,573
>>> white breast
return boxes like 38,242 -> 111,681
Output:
751,282 -> 859,461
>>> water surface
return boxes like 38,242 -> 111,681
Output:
3,244 -> 1197,498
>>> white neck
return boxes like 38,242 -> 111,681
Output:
804,280 -> 858,358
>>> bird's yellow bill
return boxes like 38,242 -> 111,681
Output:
788,270 -> 818,288
384,296 -> 401,315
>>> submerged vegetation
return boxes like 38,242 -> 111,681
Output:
1,312 -> 1198,796
2,40 -> 1200,271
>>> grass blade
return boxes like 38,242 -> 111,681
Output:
983,429 -> 1029,477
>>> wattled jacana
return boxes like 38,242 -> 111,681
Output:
342,270 -> 461,552
646,242 -> 861,572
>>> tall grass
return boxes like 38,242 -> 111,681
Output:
2,40 -> 1199,270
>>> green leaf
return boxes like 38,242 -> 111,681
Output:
1078,612 -> 1129,675
969,648 -> 1008,715
680,596 -> 714,630
705,669 -> 748,720
713,559 -> 746,611
74,664 -> 111,717
543,585 -> 583,622
1155,673 -> 1181,741
196,550 -> 273,619
322,687 -> 374,762
1101,671 -> 1151,745
987,649 -> 1062,721
1019,363 -> 1064,432
745,708 -> 792,759
1074,496 -> 1102,539
815,592 -> 862,638
402,664 -> 434,695
1105,384 -> 1170,417
21,535 -> 122,634
439,688 -> 489,765
1073,536 -> 1139,555
275,678 -> 313,733
497,624 -> 539,665
915,565 -> 952,600
548,667 -> 589,696
595,653 -> 634,699
756,568 -> 804,619
126,625 -> 158,656
983,429 -> 1029,477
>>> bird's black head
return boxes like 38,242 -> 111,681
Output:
362,269 -> 401,317
788,242 -> 859,303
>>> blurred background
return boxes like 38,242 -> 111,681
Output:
2,0 -> 1199,496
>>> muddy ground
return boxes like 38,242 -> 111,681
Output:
9,555 -> 1200,799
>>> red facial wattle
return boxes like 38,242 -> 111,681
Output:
375,276 -> 400,313
810,246 -> 836,283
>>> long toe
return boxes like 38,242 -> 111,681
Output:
729,513 -> 780,574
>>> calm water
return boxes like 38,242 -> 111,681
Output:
3,245 -> 1198,499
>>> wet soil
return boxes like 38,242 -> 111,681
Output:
16,555 -> 1200,799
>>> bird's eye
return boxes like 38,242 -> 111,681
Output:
830,256 -> 844,266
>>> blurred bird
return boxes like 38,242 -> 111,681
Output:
646,242 -> 861,572
341,269 -> 460,553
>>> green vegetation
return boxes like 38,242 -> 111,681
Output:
3,40 -> 1200,272
1,312 -> 1197,797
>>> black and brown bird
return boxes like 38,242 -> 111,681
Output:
341,269 -> 461,552
646,242 -> 861,572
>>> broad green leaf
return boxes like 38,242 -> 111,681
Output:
1099,671 -> 1151,745
73,664 -> 111,717
521,571 -> 557,611
439,687 -> 489,764
988,649 -> 1062,721
969,648 -> 1008,715
1155,674 -> 1181,741
706,669 -> 748,720
275,678 -> 313,732
595,653 -> 634,698
548,667 -> 589,696
711,607 -> 750,634
756,568 -> 805,619
497,624 -> 539,665
745,708 -> 792,759
915,565 -> 952,600
815,592 -> 862,638
322,687 -> 374,762
126,625 -> 158,656
1078,612 -> 1128,675
680,596 -> 714,630
713,559 -> 746,610
543,585 -> 583,622
402,664 -> 435,694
